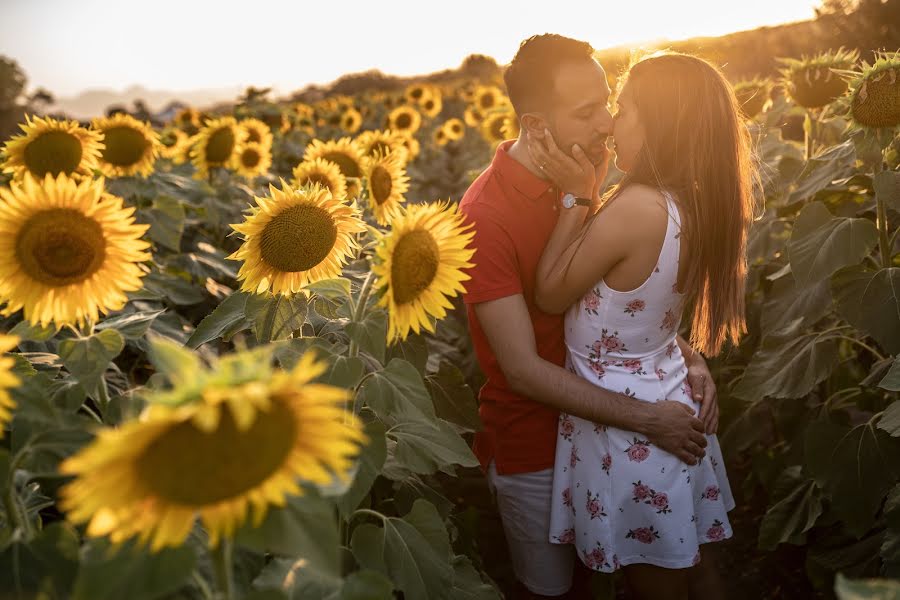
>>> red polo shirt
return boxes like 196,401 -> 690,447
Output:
459,140 -> 566,475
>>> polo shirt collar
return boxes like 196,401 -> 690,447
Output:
491,140 -> 556,202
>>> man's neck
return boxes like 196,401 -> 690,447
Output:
507,137 -> 552,182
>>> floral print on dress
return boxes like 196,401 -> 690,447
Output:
599,329 -> 628,354
631,481 -> 672,514
626,526 -> 661,544
624,299 -> 645,317
620,358 -> 647,376
554,528 -> 575,544
583,288 -> 603,315
559,414 -> 575,441
569,445 -> 581,468
706,520 -> 726,542
655,367 -> 667,381
582,544 -> 611,570
601,453 -> 612,475
624,437 -> 651,463
562,487 -> 574,514
700,485 -> 720,501
585,490 -> 607,520
660,308 -> 678,332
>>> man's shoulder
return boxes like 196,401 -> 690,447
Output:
459,168 -> 505,221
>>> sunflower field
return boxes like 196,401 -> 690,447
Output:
0,47 -> 896,599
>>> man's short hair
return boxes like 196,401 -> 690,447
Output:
504,34 -> 597,117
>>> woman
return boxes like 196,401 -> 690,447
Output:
528,51 -> 758,599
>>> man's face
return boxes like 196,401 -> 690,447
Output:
537,60 -> 614,165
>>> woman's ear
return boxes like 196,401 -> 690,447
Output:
521,113 -> 546,140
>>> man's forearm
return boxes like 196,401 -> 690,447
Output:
507,354 -> 655,434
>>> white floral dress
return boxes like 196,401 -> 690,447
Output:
548,191 -> 735,572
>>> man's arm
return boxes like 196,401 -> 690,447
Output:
474,294 -> 708,464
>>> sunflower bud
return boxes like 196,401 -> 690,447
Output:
779,49 -> 858,109
849,53 -> 900,129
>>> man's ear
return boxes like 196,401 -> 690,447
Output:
520,113 -> 547,139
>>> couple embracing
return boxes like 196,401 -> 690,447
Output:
460,34 -> 758,600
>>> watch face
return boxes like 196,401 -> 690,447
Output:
562,194 -> 574,208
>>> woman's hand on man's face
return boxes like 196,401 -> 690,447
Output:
526,128 -> 596,199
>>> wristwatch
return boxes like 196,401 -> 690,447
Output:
561,193 -> 591,209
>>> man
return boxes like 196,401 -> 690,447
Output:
459,34 -> 719,600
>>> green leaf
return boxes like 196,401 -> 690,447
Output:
788,201 -> 878,287
186,291 -> 249,348
337,420 -> 387,517
251,294 -> 309,344
787,139 -> 856,204
835,573 -> 900,600
758,473 -> 823,550
805,420 -> 900,537
760,276 -> 832,336
144,333 -> 203,388
141,271 -> 205,305
143,194 -> 185,252
72,538 -> 196,600
732,332 -> 838,402
346,310 -> 387,364
832,266 -> 900,355
340,569 -> 394,599
236,492 -> 340,576
0,522 -> 80,597
425,362 -> 482,432
391,419 -> 479,475
306,278 -> 351,299
875,170 -> 900,212
879,357 -> 900,391
253,557 -> 342,599
57,329 -> 124,398
8,319 -> 59,342
358,359 -> 437,424
350,500 -> 454,600
385,334 -> 428,375
95,309 -> 165,339
449,555 -> 501,600
879,401 -> 900,437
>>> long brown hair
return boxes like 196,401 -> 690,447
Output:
585,51 -> 759,356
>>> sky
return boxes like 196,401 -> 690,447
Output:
0,0 -> 820,98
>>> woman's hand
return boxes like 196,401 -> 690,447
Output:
526,128 -> 596,199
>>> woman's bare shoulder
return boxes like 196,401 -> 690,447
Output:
597,184 -> 668,223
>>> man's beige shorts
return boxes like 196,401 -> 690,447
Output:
487,460 -> 575,596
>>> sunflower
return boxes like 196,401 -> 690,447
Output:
733,78 -> 773,119
227,180 -> 365,295
405,83 -> 429,104
57,347 -> 366,551
847,51 -> 900,130
292,157 -> 348,200
0,333 -> 21,438
1,115 -> 104,181
433,127 -> 450,147
779,48 -> 859,109
441,118 -> 466,141
355,129 -> 409,164
500,113 -> 521,140
386,106 -> 422,135
235,142 -> 272,180
158,128 -> 190,162
363,151 -> 409,226
303,137 -> 364,179
0,174 -> 151,328
480,111 -> 509,145
91,114 -> 160,178
340,108 -> 363,134
396,134 -> 420,162
372,201 -> 475,342
174,108 -> 202,135
464,106 -> 484,128
190,117 -> 241,179
474,85 -> 505,112
239,118 -> 274,149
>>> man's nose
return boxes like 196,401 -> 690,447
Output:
597,110 -> 614,133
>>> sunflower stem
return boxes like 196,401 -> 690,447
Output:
211,537 -> 235,600
874,158 -> 893,269
348,272 -> 376,359
3,477 -> 30,541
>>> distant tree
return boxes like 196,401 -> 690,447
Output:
0,56 -> 26,111
459,54 -> 501,82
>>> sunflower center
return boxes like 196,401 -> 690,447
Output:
479,94 -> 495,110
323,152 -> 361,178
205,127 -> 236,163
391,229 -> 439,305
371,166 -> 394,205
395,113 -> 413,130
23,131 -> 84,177
136,398 -> 296,506
246,129 -> 262,144
260,204 -> 338,272
16,209 -> 106,286
101,126 -> 150,167
241,148 -> 262,168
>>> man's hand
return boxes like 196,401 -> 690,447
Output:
643,401 -> 708,465
686,355 -> 718,435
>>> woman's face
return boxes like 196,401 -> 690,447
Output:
611,82 -> 645,172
